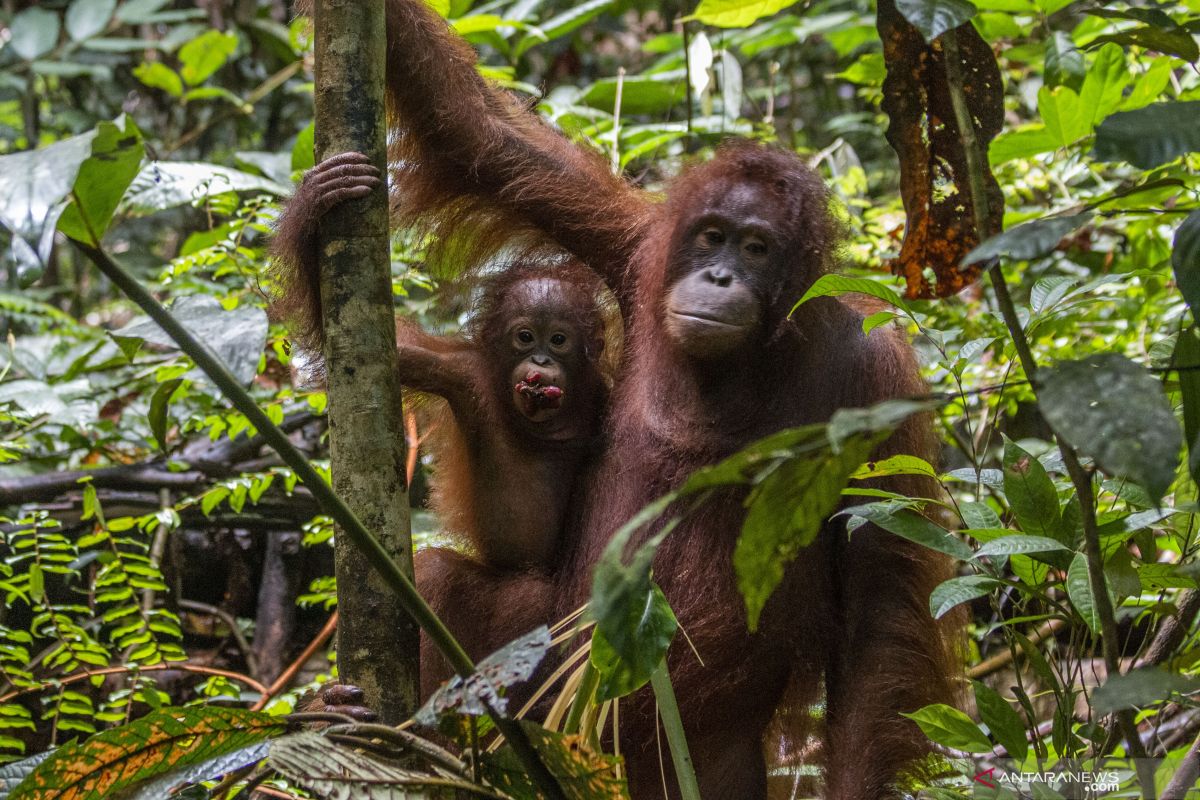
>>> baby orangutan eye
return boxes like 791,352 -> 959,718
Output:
517,329 -> 535,344
550,333 -> 567,347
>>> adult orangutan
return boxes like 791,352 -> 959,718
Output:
279,1 -> 961,797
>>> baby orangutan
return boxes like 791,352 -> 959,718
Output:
271,152 -> 611,570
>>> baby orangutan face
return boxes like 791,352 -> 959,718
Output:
501,278 -> 601,425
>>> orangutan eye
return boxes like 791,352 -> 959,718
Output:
517,329 -> 535,344
701,227 -> 725,246
550,333 -> 567,347
744,239 -> 767,256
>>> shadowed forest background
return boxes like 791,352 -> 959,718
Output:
2,0 -> 1200,797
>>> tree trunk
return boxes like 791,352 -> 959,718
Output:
312,0 -> 419,723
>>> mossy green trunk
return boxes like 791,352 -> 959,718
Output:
313,0 -> 418,723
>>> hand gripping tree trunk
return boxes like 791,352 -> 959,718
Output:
312,0 -> 418,723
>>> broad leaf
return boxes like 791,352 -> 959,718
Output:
10,7 -> 60,60
1002,439 -> 1068,546
903,703 -> 992,753
974,535 -> 1070,558
962,213 -> 1091,266
691,0 -> 798,28
590,587 -> 676,702
929,575 -> 1001,619
8,707 -> 282,799
1094,102 -> 1200,169
792,274 -> 911,316
514,0 -> 612,58
1173,325 -> 1200,484
57,117 -> 145,245
66,0 -> 117,41
121,162 -> 288,214
973,681 -> 1028,761
841,503 -> 974,561
893,0 -> 978,42
481,721 -> 627,799
1039,354 -> 1182,501
1173,209 -> 1200,314
1093,668 -> 1199,714
178,29 -> 238,85
1066,552 -> 1102,635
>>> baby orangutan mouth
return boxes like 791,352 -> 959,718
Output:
515,371 -> 564,414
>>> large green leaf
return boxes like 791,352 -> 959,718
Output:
974,535 -> 1069,559
514,0 -> 612,58
590,586 -> 676,701
577,70 -> 686,116
929,575 -> 1001,619
792,274 -> 911,316
962,213 -> 1092,267
1092,667 -> 1199,714
120,162 -> 288,214
902,704 -> 992,753
1094,102 -> 1200,169
1039,354 -> 1182,501
972,681 -> 1028,761
66,0 -> 117,41
840,503 -> 975,561
9,707 -> 283,799
691,0 -> 798,28
893,0 -> 978,42
0,126 -> 105,282
735,432 -> 879,630
178,29 -> 238,85
1077,43 -> 1130,129
1002,439 -> 1068,546
1066,552 -> 1103,635
1038,85 -> 1088,147
1172,209 -> 1200,314
10,7 -> 60,60
57,117 -> 145,245
1172,325 -> 1200,483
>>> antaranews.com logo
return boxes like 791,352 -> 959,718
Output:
960,758 -> 1198,798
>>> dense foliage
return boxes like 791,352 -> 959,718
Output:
2,0 -> 1200,796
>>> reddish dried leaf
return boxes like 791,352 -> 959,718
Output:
877,0 -> 1004,299
10,706 -> 284,799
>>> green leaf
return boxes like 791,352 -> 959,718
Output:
1090,25 -> 1199,65
1039,354 -> 1182,501
1038,85 -> 1088,147
735,432 -> 879,630
691,0 -> 798,28
902,703 -> 992,753
988,126 -> 1058,166
1094,102 -> 1200,169
116,0 -> 171,23
1044,30 -> 1083,89
841,503 -> 975,561
577,71 -> 686,116
514,0 -> 611,58
1066,552 -> 1102,635
1002,439 -> 1068,546
178,29 -> 238,86
291,121 -> 315,173
792,274 -> 911,316
133,61 -> 183,96
973,681 -> 1028,761
1092,667 -> 1199,714
10,7 -> 61,60
1172,325 -> 1200,484
974,535 -> 1070,559
57,117 -> 145,246
0,127 -> 101,282
894,0 -> 978,42
8,707 -> 283,799
590,586 -> 676,701
962,213 -> 1090,266
1077,43 -> 1129,128
1173,210 -> 1200,314
861,310 -> 898,336
929,575 -> 1001,619
148,379 -> 182,453
66,0 -> 116,41
121,162 -> 288,215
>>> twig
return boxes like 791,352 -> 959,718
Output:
0,663 -> 268,704
252,612 -> 338,710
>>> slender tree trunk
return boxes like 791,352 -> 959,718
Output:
313,0 -> 419,723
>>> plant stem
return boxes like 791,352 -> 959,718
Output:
564,660 -> 599,735
71,241 -> 566,799
650,662 -> 700,800
941,25 -> 1149,767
